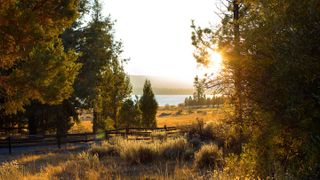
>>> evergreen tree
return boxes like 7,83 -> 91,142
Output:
69,0 -> 126,132
98,59 -> 132,130
25,100 -> 78,135
18,0 -> 90,135
192,0 -> 320,177
0,0 -> 81,114
139,80 -> 158,128
193,76 -> 206,105
119,98 -> 142,128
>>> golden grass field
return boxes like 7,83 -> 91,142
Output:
157,107 -> 225,127
0,146 -> 207,179
69,107 -> 226,133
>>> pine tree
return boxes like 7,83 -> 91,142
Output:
193,76 -> 206,105
69,0 -> 121,133
119,98 -> 142,128
0,0 -> 81,114
139,80 -> 158,128
98,59 -> 132,130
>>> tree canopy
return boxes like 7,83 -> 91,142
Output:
139,80 -> 158,128
192,0 -> 320,177
0,0 -> 81,114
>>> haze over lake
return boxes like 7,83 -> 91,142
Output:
132,95 -> 191,106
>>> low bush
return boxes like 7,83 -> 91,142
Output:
186,120 -> 237,151
117,140 -> 159,164
89,142 -> 119,157
194,144 -> 223,170
189,137 -> 202,150
183,148 -> 196,161
88,137 -> 190,164
0,161 -> 23,179
161,137 -> 187,160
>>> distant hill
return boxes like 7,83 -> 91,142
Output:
129,75 -> 193,95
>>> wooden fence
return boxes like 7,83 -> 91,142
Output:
0,126 -> 179,154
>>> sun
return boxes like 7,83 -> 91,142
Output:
208,52 -> 223,75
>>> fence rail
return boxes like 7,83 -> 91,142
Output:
0,126 -> 179,154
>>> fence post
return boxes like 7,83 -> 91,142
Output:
164,125 -> 167,140
8,135 -> 12,155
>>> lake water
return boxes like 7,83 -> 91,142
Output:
132,95 -> 192,106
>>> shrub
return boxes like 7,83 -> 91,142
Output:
0,160 -> 23,179
186,120 -> 235,149
88,137 -> 189,164
89,142 -> 119,157
184,148 -> 196,161
118,140 -> 159,164
56,152 -> 101,179
189,137 -> 202,150
194,144 -> 223,170
186,119 -> 205,141
161,137 -> 187,160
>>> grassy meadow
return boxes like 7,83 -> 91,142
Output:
0,106 -> 238,180
69,106 -> 226,133
0,127 -> 244,180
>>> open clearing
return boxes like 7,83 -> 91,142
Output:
69,107 -> 226,133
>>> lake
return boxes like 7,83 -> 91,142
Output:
132,95 -> 192,106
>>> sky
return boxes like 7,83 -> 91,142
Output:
102,0 -> 222,85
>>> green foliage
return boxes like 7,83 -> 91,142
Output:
98,59 -> 132,130
63,0 -> 132,132
26,100 -> 78,135
139,80 -> 158,128
0,0 -> 80,114
119,98 -> 142,128
192,0 -> 320,177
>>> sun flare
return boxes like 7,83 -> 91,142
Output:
208,52 -> 223,75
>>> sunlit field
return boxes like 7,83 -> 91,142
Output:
1,0 -> 318,178
0,131 -> 242,179
157,107 -> 225,127
69,106 -> 226,133
69,120 -> 93,133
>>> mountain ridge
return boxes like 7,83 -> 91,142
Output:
129,75 -> 194,95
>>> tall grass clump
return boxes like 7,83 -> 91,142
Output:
186,120 -> 239,152
194,144 -> 223,170
54,152 -> 101,179
117,139 -> 159,164
161,137 -> 187,160
90,141 -> 119,157
0,161 -> 23,180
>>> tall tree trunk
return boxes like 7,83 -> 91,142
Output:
233,0 -> 244,146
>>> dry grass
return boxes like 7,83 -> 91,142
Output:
0,138 -> 216,180
157,107 -> 225,127
194,144 -> 223,170
90,137 -> 188,164
69,120 -> 92,133
69,107 -> 225,133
